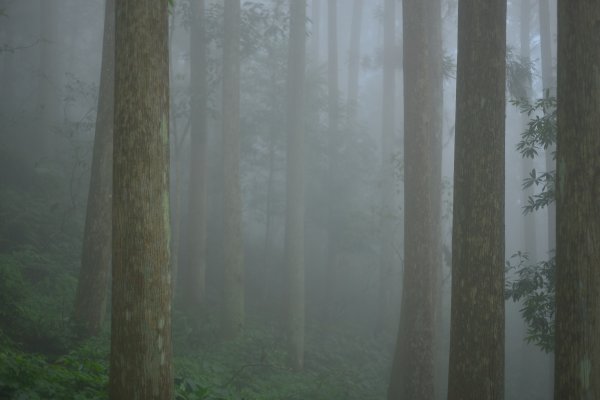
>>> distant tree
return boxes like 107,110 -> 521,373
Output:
72,0 -> 114,339
183,0 -> 209,314
221,0 -> 244,339
388,0 -> 443,398
311,0 -> 320,62
377,0 -> 396,333
109,0 -> 173,398
346,0 -> 363,119
447,0 -> 506,399
554,1 -> 600,397
285,0 -> 307,371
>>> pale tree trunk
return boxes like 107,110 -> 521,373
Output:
346,0 -> 363,120
110,0 -> 173,398
377,0 -> 396,333
554,2 -> 600,398
539,0 -> 556,250
184,0 -> 208,313
311,0 -> 320,63
221,0 -> 244,339
72,0 -> 114,339
520,0 -> 537,262
324,0 -> 339,318
447,0 -> 506,399
388,0 -> 442,398
285,0 -> 307,371
37,0 -> 59,162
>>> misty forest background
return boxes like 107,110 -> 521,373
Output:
0,0 -> 598,399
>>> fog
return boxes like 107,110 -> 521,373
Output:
0,0 -> 563,399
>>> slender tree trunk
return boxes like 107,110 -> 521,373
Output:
377,0 -> 396,333
324,0 -> 339,318
520,0 -> 538,263
539,0 -> 556,250
554,2 -> 600,398
388,0 -> 442,398
311,0 -> 320,63
184,0 -> 208,312
221,0 -> 244,339
447,0 -> 506,399
285,0 -> 307,371
110,0 -> 173,398
346,0 -> 363,119
72,0 -> 114,339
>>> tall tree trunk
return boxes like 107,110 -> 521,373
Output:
377,0 -> 396,333
285,0 -> 307,371
221,0 -> 244,339
388,0 -> 443,398
346,0 -> 363,119
554,2 -> 600,398
447,0 -> 506,399
72,0 -> 114,339
184,0 -> 208,313
539,0 -> 556,250
110,0 -> 173,398
520,0 -> 538,262
324,0 -> 338,318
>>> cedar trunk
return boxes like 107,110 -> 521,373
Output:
554,2 -> 600,398
388,0 -> 443,398
73,0 -> 114,339
110,0 -> 173,398
447,0 -> 506,399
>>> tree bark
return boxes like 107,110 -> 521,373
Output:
388,0 -> 443,398
184,0 -> 208,313
285,0 -> 307,371
110,0 -> 173,398
447,1 -> 506,399
72,0 -> 114,339
221,0 -> 244,339
554,2 -> 600,398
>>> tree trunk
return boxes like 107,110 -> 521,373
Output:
346,0 -> 363,119
221,0 -> 244,339
184,0 -> 208,313
539,0 -> 556,250
324,0 -> 338,318
311,0 -> 320,63
447,0 -> 506,399
388,0 -> 443,398
285,0 -> 307,371
377,0 -> 396,334
554,2 -> 600,398
72,0 -> 114,339
110,0 -> 173,398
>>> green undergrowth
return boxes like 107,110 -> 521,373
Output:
0,314 -> 389,400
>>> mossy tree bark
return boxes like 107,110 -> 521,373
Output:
285,0 -> 307,371
388,0 -> 443,398
109,0 -> 173,398
221,0 -> 244,339
447,0 -> 506,399
554,2 -> 600,398
72,0 -> 114,339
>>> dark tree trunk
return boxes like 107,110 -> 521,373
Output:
554,2 -> 600,398
447,0 -> 506,399
346,0 -> 363,119
72,0 -> 114,339
221,0 -> 244,339
388,0 -> 443,398
110,0 -> 173,398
